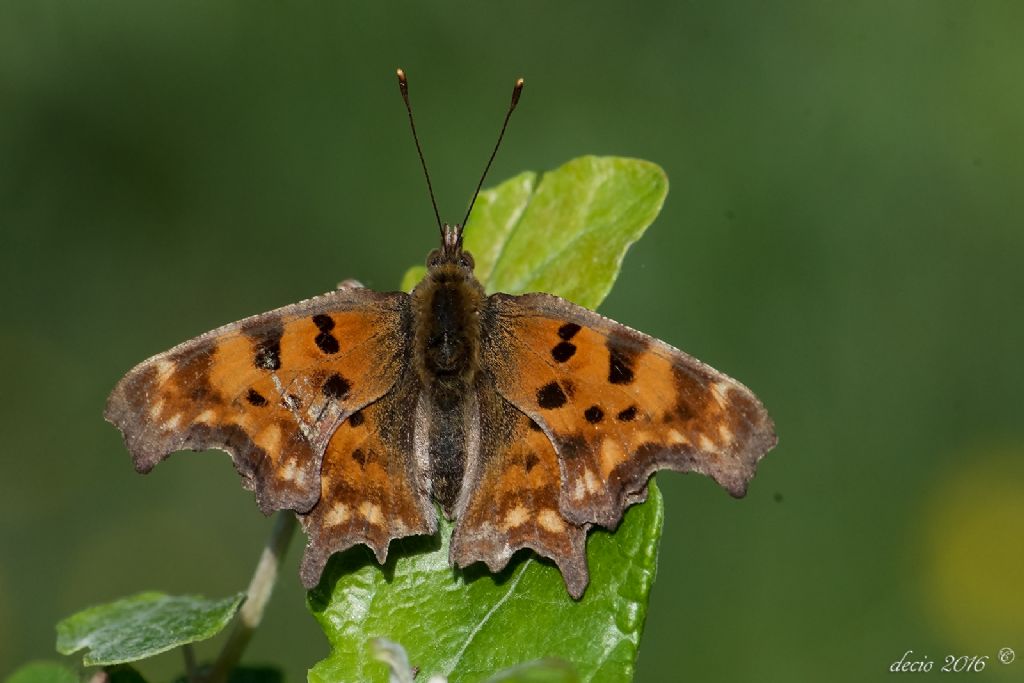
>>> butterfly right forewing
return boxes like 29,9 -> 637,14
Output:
481,292 -> 777,529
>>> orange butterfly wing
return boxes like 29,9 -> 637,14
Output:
298,368 -> 435,587
105,287 -> 413,516
449,387 -> 589,597
481,292 -> 777,529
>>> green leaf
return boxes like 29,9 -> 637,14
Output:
310,484 -> 662,683
56,592 -> 245,666
3,662 -> 77,683
483,156 -> 666,310
315,156 -> 669,682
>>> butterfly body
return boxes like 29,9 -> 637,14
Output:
410,225 -> 486,515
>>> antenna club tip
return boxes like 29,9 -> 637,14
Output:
510,77 -> 524,107
396,68 -> 406,79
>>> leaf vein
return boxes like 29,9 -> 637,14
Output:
442,558 -> 533,676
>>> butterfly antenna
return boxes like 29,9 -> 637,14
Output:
461,76 -> 524,230
397,68 -> 444,239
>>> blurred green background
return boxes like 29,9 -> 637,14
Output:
2,1 -> 1022,681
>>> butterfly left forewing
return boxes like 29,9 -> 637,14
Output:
105,287 -> 411,515
482,292 -> 777,529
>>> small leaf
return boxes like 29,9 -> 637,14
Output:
3,662 -> 77,683
485,156 -> 667,310
56,592 -> 244,666
315,156 -> 669,682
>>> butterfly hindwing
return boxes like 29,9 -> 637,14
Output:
482,292 -> 777,528
105,287 -> 411,515
298,366 -> 436,588
449,383 -> 589,597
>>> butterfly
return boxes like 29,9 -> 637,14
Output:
105,70 -> 776,599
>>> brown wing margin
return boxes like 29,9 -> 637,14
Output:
481,292 -> 777,529
105,287 -> 411,515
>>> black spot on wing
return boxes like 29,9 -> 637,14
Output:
551,341 -> 576,362
251,324 -> 284,371
524,453 -> 539,472
584,405 -> 604,423
347,409 -> 364,427
527,417 -> 543,432
322,373 -> 351,400
537,382 -> 567,409
352,448 -> 367,467
608,349 -> 634,384
315,332 -> 340,354
312,314 -> 335,332
605,332 -> 648,386
617,405 -> 637,422
558,322 -> 581,340
246,389 -> 268,407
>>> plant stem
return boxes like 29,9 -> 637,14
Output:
183,644 -> 198,683
206,511 -> 298,683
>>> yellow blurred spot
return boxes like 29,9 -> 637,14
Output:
920,445 -> 1024,654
